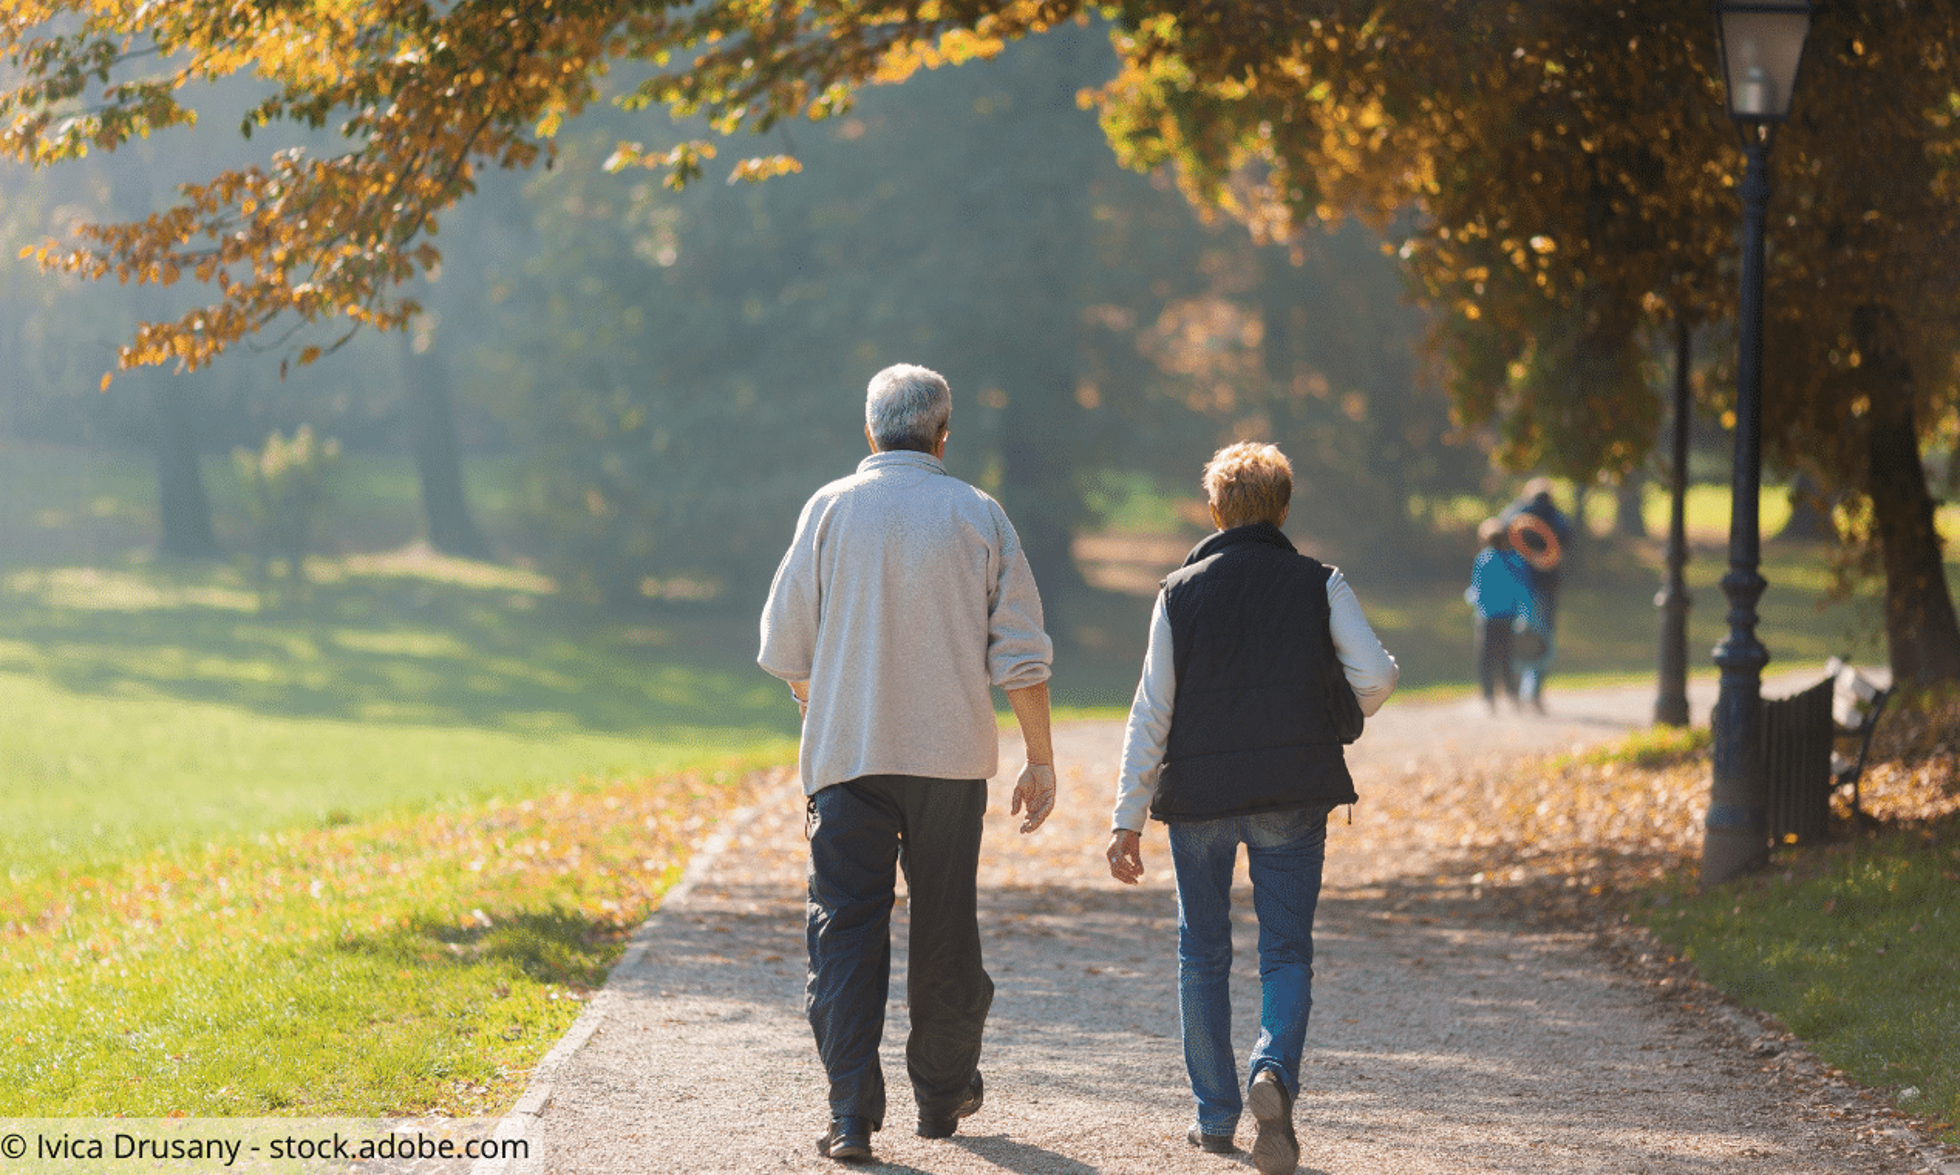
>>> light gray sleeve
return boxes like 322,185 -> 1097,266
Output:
1327,567 -> 1399,717
1111,593 -> 1174,833
985,509 -> 1054,690
757,497 -> 822,683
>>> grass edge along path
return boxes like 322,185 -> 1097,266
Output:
1633,822 -> 1960,1149
0,760 -> 776,1118
1410,707 -> 1960,1152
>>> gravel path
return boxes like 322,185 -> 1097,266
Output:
486,679 -> 1955,1174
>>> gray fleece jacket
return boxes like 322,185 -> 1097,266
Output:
758,450 -> 1053,796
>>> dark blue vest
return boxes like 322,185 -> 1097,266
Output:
1150,523 -> 1356,823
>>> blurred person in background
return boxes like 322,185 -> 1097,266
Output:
1467,516 -> 1537,714
1499,477 -> 1573,711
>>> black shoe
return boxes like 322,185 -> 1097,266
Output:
817,1116 -> 873,1162
1186,1125 -> 1238,1153
917,1071 -> 984,1139
1248,1069 -> 1298,1175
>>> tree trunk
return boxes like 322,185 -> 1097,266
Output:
975,24 -> 1098,643
151,376 -> 222,560
401,339 -> 493,560
116,167 -> 220,561
998,366 -> 1088,611
1865,385 -> 1960,686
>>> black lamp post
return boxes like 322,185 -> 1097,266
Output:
1655,318 -> 1693,729
1701,0 -> 1813,887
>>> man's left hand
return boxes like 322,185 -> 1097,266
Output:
1011,762 -> 1056,833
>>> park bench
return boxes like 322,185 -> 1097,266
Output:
1762,658 -> 1891,844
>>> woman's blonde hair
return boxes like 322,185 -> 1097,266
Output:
1203,441 -> 1292,528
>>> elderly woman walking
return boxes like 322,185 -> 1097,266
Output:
1105,442 -> 1398,1174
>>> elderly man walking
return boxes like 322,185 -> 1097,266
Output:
759,363 -> 1058,1164
1106,442 -> 1398,1175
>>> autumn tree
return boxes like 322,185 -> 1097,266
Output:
461,23 -> 1141,613
8,0 -> 1957,680
0,0 -> 1075,373
462,122 -> 858,605
1087,0 -> 1960,685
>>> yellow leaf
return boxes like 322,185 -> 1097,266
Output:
603,143 -> 642,173
100,372 -> 114,392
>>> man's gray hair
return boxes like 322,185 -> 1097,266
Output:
865,363 -> 952,453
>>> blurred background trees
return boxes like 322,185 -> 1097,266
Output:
4,1 -> 1956,680
4,16 -> 1482,629
1086,0 -> 1960,683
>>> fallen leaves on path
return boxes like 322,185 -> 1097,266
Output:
1355,694 -> 1960,928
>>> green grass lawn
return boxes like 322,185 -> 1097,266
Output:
0,555 -> 796,880
1633,827 -> 1960,1143
0,444 -> 803,1114
1625,690 -> 1960,1146
1412,714 -> 1960,1148
0,547 -> 796,1115
0,764 -> 751,1115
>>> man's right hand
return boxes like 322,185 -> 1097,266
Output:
1011,762 -> 1055,833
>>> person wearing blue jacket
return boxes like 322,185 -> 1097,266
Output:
1467,517 -> 1538,713
1499,479 -> 1572,710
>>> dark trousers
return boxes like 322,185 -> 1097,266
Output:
1477,615 -> 1519,704
806,775 -> 992,1129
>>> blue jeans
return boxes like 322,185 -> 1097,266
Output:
1167,805 -> 1332,1136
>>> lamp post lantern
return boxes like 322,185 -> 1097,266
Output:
1701,0 -> 1813,887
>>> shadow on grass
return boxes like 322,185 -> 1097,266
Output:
0,560 -> 795,738
0,556 -> 1167,729
4,525 -> 1921,741
346,907 -> 635,991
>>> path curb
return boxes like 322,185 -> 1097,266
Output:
470,800 -> 762,1174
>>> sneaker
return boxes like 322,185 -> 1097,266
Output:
1248,1069 -> 1298,1175
817,1116 -> 873,1162
917,1071 -> 984,1139
1186,1125 -> 1238,1153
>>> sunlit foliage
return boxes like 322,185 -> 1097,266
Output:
1080,1 -> 1960,679
7,0 -> 1959,675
